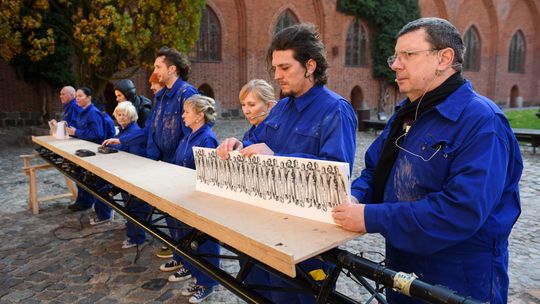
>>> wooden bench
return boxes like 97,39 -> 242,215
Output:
513,128 -> 540,154
20,153 -> 77,214
358,119 -> 387,132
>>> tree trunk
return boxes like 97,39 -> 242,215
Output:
378,80 -> 389,115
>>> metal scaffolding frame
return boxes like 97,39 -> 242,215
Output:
36,146 -> 481,304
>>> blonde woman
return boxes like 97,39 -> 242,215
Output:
218,79 -> 277,155
215,79 -> 277,301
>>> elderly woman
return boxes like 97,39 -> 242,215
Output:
65,87 -> 110,214
173,95 -> 219,168
102,101 -> 146,156
159,94 -> 219,303
101,102 -> 148,246
217,79 -> 276,157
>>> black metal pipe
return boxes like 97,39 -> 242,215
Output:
334,248 -> 483,304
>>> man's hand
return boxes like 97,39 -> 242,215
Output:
66,126 -> 76,136
239,143 -> 274,157
216,138 -> 243,159
102,138 -> 120,146
332,200 -> 366,233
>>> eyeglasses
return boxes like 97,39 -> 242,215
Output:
387,49 -> 440,68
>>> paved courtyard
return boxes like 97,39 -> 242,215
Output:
0,119 -> 539,303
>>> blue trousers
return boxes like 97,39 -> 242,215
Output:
92,183 -> 113,220
77,185 -> 112,221
75,186 -> 95,208
166,218 -> 219,287
167,217 -> 189,265
121,193 -> 149,244
184,239 -> 219,287
239,258 -> 272,300
93,200 -> 112,221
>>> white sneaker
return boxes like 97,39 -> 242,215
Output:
159,260 -> 183,272
121,239 -> 137,249
189,286 -> 213,303
181,280 -> 199,296
168,267 -> 192,282
89,216 -> 112,226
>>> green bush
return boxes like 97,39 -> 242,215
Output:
504,109 -> 540,129
337,0 -> 420,82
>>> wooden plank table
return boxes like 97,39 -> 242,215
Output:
32,136 -> 360,278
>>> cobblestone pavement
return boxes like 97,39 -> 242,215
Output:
0,120 -> 539,303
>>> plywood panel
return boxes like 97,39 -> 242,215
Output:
33,136 -> 360,277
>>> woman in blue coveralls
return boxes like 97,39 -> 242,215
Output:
166,94 -> 220,304
66,87 -> 111,223
102,101 -> 148,248
238,79 -> 277,145
236,79 -> 277,300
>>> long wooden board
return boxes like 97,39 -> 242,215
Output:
32,136 -> 360,277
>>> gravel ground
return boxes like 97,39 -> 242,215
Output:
0,121 -> 538,303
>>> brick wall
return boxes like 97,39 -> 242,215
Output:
0,60 -> 61,127
1,0 -> 539,126
187,0 -> 540,111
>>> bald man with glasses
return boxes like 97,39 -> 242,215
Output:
332,17 -> 522,303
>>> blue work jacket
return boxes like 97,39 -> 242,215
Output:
242,124 -> 256,143
351,81 -> 523,303
146,78 -> 197,163
241,124 -> 260,147
63,98 -> 81,128
248,84 -> 357,170
75,104 -> 106,144
174,124 -> 219,169
109,122 -> 146,157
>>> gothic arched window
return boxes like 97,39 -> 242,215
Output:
508,30 -> 526,73
463,26 -> 480,71
193,6 -> 221,61
275,9 -> 299,34
345,19 -> 368,67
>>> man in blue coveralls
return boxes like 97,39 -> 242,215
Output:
147,46 -> 198,163
332,18 -> 523,303
58,86 -> 81,127
217,23 -> 357,304
147,46 -> 200,283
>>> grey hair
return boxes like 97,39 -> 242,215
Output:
397,17 -> 465,71
61,86 -> 76,97
239,79 -> 277,105
114,101 -> 138,123
185,94 -> 217,124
